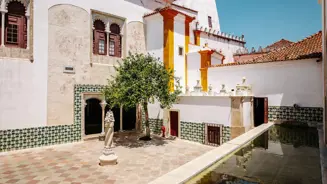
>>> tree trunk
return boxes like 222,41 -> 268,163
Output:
143,102 -> 150,138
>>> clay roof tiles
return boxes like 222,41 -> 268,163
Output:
265,39 -> 293,51
211,31 -> 322,68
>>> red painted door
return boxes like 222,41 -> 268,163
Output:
170,111 -> 179,137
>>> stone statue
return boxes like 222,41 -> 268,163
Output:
99,110 -> 118,166
208,84 -> 213,96
185,85 -> 190,96
242,77 -> 246,84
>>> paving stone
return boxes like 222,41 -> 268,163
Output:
0,134 -> 213,183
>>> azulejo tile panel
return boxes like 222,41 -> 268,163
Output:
180,122 -> 205,144
142,118 -> 162,134
0,84 -> 105,152
222,126 -> 231,143
268,106 -> 323,123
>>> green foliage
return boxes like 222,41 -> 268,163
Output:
103,52 -> 182,110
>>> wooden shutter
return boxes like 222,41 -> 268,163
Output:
115,35 -> 121,57
93,30 -> 99,54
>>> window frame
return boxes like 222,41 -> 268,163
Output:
109,23 -> 121,58
5,13 -> 25,48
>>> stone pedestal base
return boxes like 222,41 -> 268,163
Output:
99,154 -> 118,166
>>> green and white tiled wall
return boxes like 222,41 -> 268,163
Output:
146,120 -> 231,145
268,106 -> 323,122
0,84 -> 105,152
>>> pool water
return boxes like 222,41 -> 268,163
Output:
190,124 -> 321,184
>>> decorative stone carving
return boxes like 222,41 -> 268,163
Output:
219,84 -> 227,96
191,80 -> 203,96
235,77 -> 252,96
185,85 -> 190,96
99,110 -> 118,166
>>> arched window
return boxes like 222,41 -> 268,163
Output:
109,23 -> 121,57
93,20 -> 106,55
4,1 -> 27,48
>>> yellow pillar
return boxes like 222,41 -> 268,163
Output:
198,49 -> 213,91
161,10 -> 178,92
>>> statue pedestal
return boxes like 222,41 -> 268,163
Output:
99,147 -> 118,166
99,154 -> 118,166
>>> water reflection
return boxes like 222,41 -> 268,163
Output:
192,124 -> 321,184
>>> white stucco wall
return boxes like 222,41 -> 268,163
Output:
208,59 -> 323,107
211,55 -> 222,65
174,15 -> 186,92
148,96 -> 232,126
145,14 -> 164,62
201,33 -> 245,63
172,96 -> 231,126
186,51 -> 201,89
0,0 -> 159,130
174,0 -> 220,31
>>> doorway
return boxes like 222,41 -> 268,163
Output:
123,107 -> 136,131
253,97 -> 268,127
170,110 -> 179,137
85,98 -> 102,135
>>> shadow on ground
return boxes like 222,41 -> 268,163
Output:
113,132 -> 173,148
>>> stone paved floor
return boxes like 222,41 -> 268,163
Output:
0,133 -> 213,184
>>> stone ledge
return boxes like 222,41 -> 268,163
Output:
149,122 -> 274,184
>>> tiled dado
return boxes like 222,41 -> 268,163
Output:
268,106 -> 323,122
142,118 -> 163,135
181,122 -> 205,144
0,84 -> 105,152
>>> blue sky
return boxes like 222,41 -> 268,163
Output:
216,0 -> 322,49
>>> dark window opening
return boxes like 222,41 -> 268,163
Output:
208,16 -> 212,28
207,126 -> 220,145
178,47 -> 183,56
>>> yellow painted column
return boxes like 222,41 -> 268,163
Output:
194,30 -> 201,46
161,10 -> 178,92
198,49 -> 213,91
185,17 -> 193,89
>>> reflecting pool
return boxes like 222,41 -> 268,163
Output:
190,124 -> 321,184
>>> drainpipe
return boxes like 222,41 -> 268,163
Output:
322,0 -> 327,145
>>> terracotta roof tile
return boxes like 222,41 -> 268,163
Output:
265,39 -> 293,51
211,31 -> 322,68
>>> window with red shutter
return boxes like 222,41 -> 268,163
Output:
5,1 -> 26,48
110,24 -> 121,57
93,20 -> 107,55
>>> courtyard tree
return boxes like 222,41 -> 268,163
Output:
103,53 -> 182,140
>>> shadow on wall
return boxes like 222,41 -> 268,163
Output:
177,96 -> 231,107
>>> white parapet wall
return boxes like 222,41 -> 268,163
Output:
172,96 -> 232,126
208,59 -> 323,107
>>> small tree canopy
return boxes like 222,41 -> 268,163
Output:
103,53 -> 182,110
